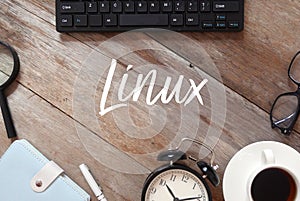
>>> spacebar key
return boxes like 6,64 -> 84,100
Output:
120,14 -> 168,26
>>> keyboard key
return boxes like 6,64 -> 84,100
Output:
199,1 -> 211,12
137,1 -> 147,13
161,1 -> 172,12
202,21 -> 214,29
89,15 -> 102,26
112,1 -> 122,13
149,1 -> 160,13
186,14 -> 199,26
216,21 -> 226,28
228,21 -> 240,28
120,14 -> 168,26
60,15 -> 73,27
216,14 -> 226,20
104,14 -> 117,26
87,2 -> 97,13
170,14 -> 183,26
99,1 -> 110,13
174,1 -> 185,12
124,1 -> 135,13
74,15 -> 87,27
187,0 -> 198,12
60,2 -> 85,13
213,1 -> 239,12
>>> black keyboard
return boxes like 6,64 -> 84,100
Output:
56,0 -> 244,32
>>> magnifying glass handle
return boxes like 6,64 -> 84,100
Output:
0,91 -> 17,138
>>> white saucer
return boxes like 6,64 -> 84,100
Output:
223,141 -> 300,201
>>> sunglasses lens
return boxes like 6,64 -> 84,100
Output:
290,53 -> 300,83
272,95 -> 298,129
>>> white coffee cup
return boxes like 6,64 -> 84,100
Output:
223,141 -> 300,201
246,149 -> 298,201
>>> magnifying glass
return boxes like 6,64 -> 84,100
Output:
0,41 -> 20,139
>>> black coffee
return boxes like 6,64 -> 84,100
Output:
251,168 -> 297,201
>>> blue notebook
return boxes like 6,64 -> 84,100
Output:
0,139 -> 90,201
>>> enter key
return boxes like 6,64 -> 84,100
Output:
213,1 -> 239,12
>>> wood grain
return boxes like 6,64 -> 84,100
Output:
0,0 -> 300,201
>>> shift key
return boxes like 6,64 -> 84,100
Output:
213,1 -> 239,12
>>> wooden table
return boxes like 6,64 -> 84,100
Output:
1,0 -> 300,200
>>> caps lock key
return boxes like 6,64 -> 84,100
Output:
60,2 -> 85,13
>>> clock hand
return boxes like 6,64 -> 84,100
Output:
178,195 -> 203,201
166,184 -> 176,199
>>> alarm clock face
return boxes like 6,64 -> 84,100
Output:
142,164 -> 211,201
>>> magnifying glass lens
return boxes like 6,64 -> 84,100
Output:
0,44 -> 14,86
0,41 -> 19,139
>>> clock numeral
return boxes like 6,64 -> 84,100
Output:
150,187 -> 157,194
159,179 -> 166,186
181,175 -> 189,183
198,194 -> 203,199
193,183 -> 196,190
170,174 -> 176,182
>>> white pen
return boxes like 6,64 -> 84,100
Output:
79,164 -> 108,201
